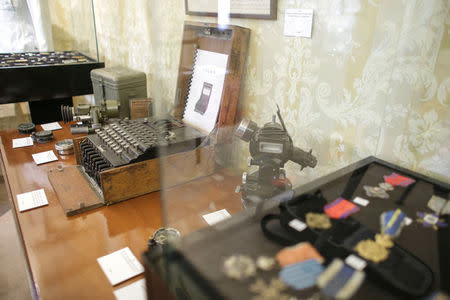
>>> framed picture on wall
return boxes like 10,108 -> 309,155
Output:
185,0 -> 277,20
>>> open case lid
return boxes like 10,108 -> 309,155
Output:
173,21 -> 250,143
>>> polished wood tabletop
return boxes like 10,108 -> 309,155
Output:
0,123 -> 242,300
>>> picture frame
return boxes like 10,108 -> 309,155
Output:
185,0 -> 277,20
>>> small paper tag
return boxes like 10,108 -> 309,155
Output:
32,150 -> 58,165
41,122 -> 62,131
202,209 -> 231,225
284,9 -> 313,38
289,219 -> 307,232
404,217 -> 412,226
345,254 -> 367,271
113,278 -> 147,300
16,188 -> 48,212
353,197 -> 369,207
12,137 -> 33,148
97,247 -> 144,286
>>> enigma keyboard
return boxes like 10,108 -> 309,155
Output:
80,117 -> 207,185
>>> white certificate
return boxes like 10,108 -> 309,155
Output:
202,209 -> 231,225
114,279 -> 147,300
32,150 -> 58,165
284,9 -> 314,38
97,247 -> 144,286
41,122 -> 62,131
12,137 -> 33,148
16,189 -> 48,212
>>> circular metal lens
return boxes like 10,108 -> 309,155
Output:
235,119 -> 258,142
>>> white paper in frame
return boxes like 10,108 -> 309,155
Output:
185,0 -> 277,20
182,49 -> 229,134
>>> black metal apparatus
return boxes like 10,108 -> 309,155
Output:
61,99 -> 120,134
79,117 -> 207,186
235,106 -> 317,208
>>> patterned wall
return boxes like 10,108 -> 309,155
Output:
50,0 -> 450,184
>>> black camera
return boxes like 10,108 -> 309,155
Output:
235,106 -> 317,207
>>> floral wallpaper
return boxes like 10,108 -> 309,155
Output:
50,0 -> 450,184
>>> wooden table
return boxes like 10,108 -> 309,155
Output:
0,123 -> 242,300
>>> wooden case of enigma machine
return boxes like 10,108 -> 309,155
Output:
48,21 -> 250,216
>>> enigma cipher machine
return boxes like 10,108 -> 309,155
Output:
80,117 -> 206,185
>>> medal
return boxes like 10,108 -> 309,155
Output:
279,259 -> 324,290
324,197 -> 360,219
378,182 -> 394,191
363,185 -> 389,199
416,212 -> 448,230
306,212 -> 332,229
223,255 -> 256,280
380,209 -> 406,238
354,239 -> 389,263
249,278 -> 291,300
383,172 -> 415,187
375,234 -> 394,248
317,259 -> 365,299
276,242 -> 324,267
256,256 -> 277,271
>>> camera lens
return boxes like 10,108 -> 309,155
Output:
235,119 -> 258,142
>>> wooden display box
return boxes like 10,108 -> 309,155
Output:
50,22 -> 250,215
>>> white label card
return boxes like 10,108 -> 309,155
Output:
16,188 -> 48,212
202,209 -> 231,225
41,122 -> 62,131
32,150 -> 58,165
404,217 -> 413,226
284,9 -> 313,38
12,137 -> 33,148
114,279 -> 147,300
353,197 -> 370,207
345,254 -> 367,271
97,247 -> 144,286
288,219 -> 307,232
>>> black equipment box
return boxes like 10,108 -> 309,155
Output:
144,156 -> 450,300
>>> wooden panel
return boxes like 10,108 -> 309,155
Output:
99,146 -> 216,205
100,158 -> 161,205
48,165 -> 104,216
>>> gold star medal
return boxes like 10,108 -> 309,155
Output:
306,213 -> 332,229
354,239 -> 389,263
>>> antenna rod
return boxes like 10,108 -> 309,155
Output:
276,104 -> 288,133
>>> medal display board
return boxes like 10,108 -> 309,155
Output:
144,157 -> 450,300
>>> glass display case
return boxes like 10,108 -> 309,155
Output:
0,0 -> 102,124
143,1 -> 449,300
2,1 -> 449,299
